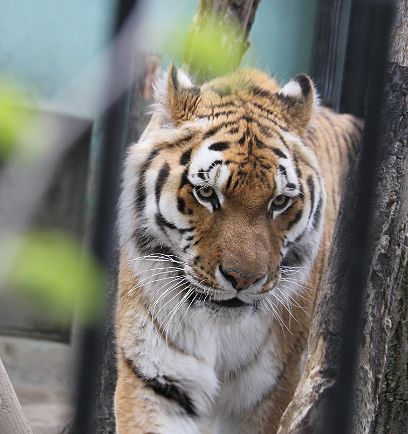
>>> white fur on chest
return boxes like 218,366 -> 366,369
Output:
123,257 -> 283,423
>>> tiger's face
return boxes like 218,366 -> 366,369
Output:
120,67 -> 324,309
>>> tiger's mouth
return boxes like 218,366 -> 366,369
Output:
187,288 -> 254,309
206,297 -> 251,308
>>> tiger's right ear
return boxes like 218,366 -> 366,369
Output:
153,64 -> 201,126
277,74 -> 319,134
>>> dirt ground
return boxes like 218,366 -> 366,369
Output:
0,335 -> 73,434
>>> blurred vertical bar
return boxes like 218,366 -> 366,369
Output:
340,0 -> 377,116
71,1 -> 139,433
322,1 -> 395,433
311,0 -> 352,110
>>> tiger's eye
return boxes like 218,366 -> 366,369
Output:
273,195 -> 288,207
269,195 -> 291,214
196,186 -> 215,200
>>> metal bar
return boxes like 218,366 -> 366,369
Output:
71,1 -> 140,433
311,0 -> 353,110
322,1 -> 395,433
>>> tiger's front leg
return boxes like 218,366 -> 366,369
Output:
115,352 -> 206,434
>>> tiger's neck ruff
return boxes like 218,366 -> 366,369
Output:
115,67 -> 361,434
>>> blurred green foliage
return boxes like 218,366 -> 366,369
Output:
165,11 -> 244,80
0,80 -> 102,327
0,81 -> 32,159
1,231 -> 104,325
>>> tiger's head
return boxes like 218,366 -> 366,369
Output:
119,66 -> 324,310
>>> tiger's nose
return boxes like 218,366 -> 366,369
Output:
219,266 -> 266,291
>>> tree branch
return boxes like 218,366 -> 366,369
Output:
0,357 -> 33,434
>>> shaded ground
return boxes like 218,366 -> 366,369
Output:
0,335 -> 73,434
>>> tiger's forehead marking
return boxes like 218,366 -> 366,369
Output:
188,139 -> 231,193
186,126 -> 301,203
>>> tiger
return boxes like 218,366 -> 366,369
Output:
114,66 -> 362,434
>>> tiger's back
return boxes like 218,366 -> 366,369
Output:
114,67 -> 362,434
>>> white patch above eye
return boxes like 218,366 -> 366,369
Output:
188,141 -> 231,206
279,81 -> 302,98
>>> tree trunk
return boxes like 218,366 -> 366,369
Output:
372,3 -> 408,429
277,1 -> 408,433
0,357 -> 33,434
183,0 -> 261,83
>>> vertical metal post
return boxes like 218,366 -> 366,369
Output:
311,0 -> 353,110
322,1 -> 395,433
71,1 -> 139,433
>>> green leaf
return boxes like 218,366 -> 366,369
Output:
2,230 -> 104,325
0,82 -> 32,159
164,12 -> 245,79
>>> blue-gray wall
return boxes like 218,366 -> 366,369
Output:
0,0 -> 317,117
0,0 -> 114,116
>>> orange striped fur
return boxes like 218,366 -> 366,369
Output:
115,67 -> 362,434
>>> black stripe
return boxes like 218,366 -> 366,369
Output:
248,84 -> 275,100
155,213 -> 194,234
132,228 -> 176,257
312,196 -> 323,228
282,247 -> 304,267
125,357 -> 197,416
135,149 -> 160,214
156,212 -> 177,232
227,126 -> 240,134
132,229 -> 156,255
160,131 -> 196,150
180,148 -> 193,165
248,101 -> 289,132
170,65 -> 178,90
208,141 -> 230,151
293,155 -> 302,178
287,210 -> 302,230
272,148 -> 287,159
254,136 -> 267,148
208,160 -> 223,171
179,167 -> 192,189
155,163 -> 170,205
306,176 -> 315,221
225,174 -> 234,191
278,164 -> 287,178
203,121 -> 237,140
177,196 -> 191,215
276,131 -> 290,150
203,100 -> 235,110
199,109 -> 237,119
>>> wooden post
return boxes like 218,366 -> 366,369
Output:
0,357 -> 33,434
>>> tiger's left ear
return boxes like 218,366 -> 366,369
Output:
153,64 -> 200,125
278,74 -> 319,133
